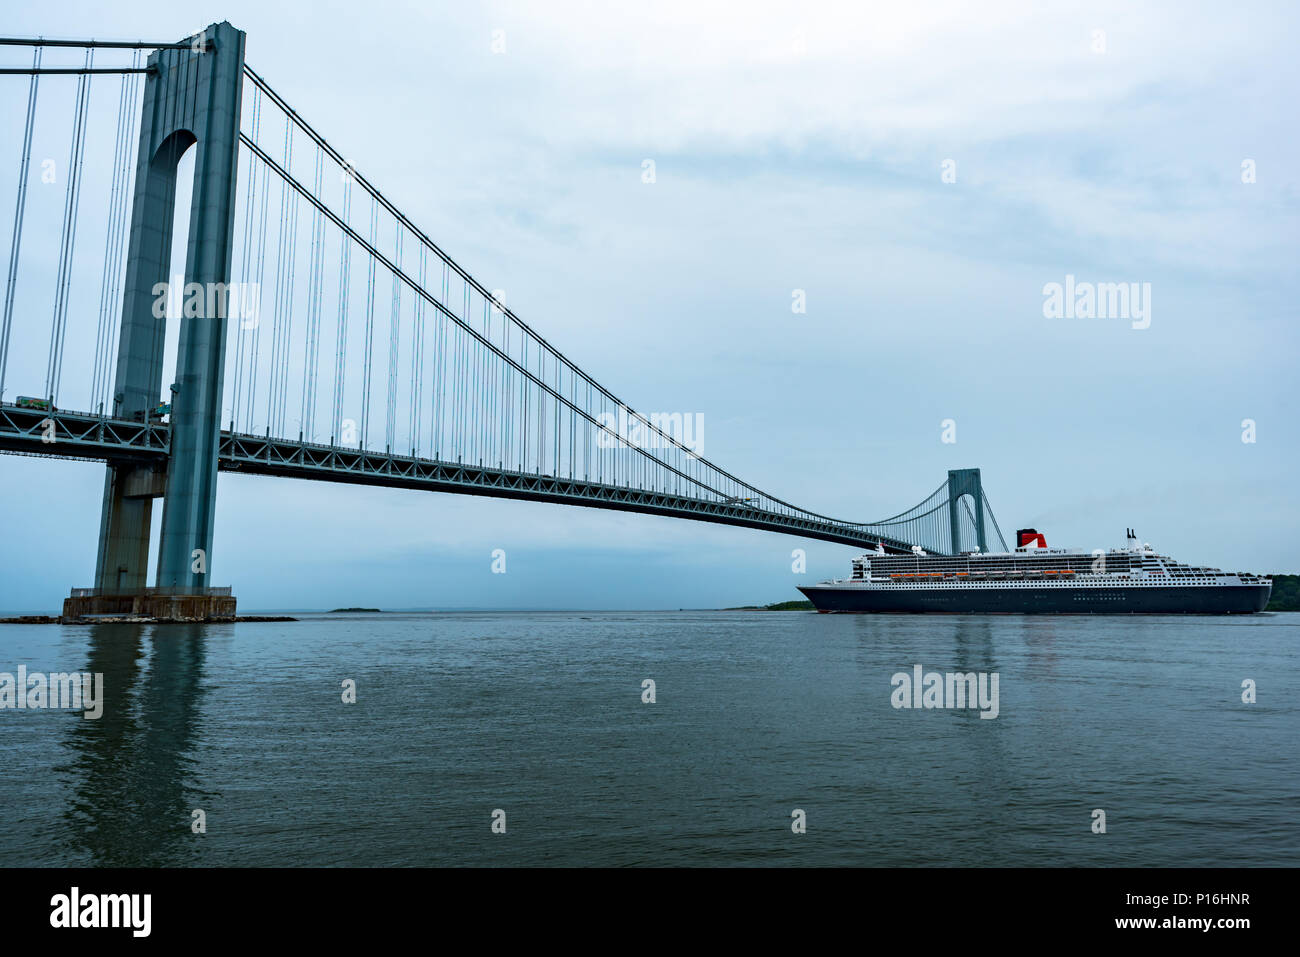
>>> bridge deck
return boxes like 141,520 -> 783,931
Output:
0,404 -> 917,553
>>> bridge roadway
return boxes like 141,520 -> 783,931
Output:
0,403 -> 917,553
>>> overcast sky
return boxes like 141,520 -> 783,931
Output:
0,1 -> 1296,612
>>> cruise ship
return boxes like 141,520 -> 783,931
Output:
798,529 -> 1272,614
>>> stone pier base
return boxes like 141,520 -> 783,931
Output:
61,588 -> 237,623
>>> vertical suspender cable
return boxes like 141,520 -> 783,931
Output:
232,82 -> 262,429
360,197 -> 377,448
91,55 -> 133,414
301,145 -> 325,439
495,301 -> 504,466
410,244 -> 425,455
455,281 -> 467,461
503,305 -> 513,468
246,117 -> 273,433
432,261 -> 448,458
1,46 -> 42,401
453,281 -> 463,461
385,223 -> 402,451
278,138 -> 301,436
97,51 -> 141,415
266,114 -> 294,434
479,298 -> 488,463
47,48 -> 94,403
331,174 -> 352,444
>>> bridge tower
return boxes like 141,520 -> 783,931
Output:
86,22 -> 244,615
947,468 -> 987,555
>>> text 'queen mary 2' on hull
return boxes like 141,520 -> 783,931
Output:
798,529 -> 1272,615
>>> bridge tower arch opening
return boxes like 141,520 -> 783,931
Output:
946,468 -> 987,556
91,22 -> 245,606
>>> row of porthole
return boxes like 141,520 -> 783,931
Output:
860,581 -> 1229,588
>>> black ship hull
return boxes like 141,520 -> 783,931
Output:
797,583 -> 1272,614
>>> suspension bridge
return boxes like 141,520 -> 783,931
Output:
0,23 -> 1008,619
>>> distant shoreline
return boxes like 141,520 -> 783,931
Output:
724,600 -> 815,611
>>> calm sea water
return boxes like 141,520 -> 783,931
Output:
1,611 -> 1296,867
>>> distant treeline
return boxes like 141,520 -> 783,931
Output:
1266,574 -> 1300,611
727,600 -> 816,611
